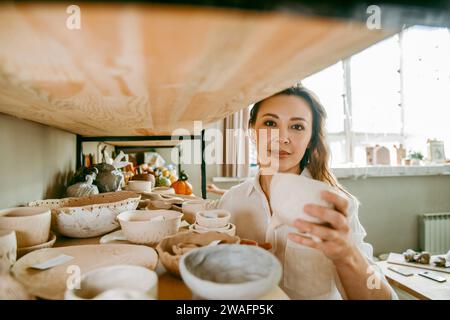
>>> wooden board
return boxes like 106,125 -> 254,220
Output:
11,244 -> 158,300
0,3 -> 396,136
387,253 -> 450,274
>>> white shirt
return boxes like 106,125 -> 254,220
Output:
218,168 -> 398,300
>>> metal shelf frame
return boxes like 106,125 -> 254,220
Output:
76,131 -> 207,199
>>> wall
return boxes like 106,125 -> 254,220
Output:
0,114 -> 76,208
213,172 -> 450,256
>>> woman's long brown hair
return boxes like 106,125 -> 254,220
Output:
249,84 -> 355,200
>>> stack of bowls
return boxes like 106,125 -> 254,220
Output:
0,207 -> 54,258
189,209 -> 235,236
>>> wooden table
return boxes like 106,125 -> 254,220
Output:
54,235 -> 289,300
377,260 -> 450,300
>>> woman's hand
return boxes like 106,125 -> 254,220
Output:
288,190 -> 357,263
206,183 -> 227,196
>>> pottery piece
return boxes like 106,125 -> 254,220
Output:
182,200 -> 210,224
195,209 -> 231,228
0,207 -> 51,248
270,173 -> 339,226
179,244 -> 282,299
66,172 -> 99,198
151,187 -> 175,195
28,191 -> 141,238
0,273 -> 33,300
64,265 -> 157,300
11,244 -> 158,300
16,232 -> 57,258
0,230 -> 17,272
127,180 -> 152,193
189,223 -> 236,237
117,210 -> 182,245
156,231 -> 240,277
93,163 -> 124,193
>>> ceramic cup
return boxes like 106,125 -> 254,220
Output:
0,207 -> 51,248
0,230 -> 17,272
195,209 -> 231,228
182,200 -> 209,224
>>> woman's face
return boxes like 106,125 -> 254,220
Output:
252,94 -> 313,174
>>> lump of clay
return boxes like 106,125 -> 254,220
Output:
66,171 -> 99,197
93,163 -> 124,193
403,249 -> 430,264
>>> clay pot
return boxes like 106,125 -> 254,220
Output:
127,180 -> 152,193
179,244 -> 282,299
117,210 -> 182,245
0,207 -> 51,248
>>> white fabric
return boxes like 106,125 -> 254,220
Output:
218,168 -> 398,300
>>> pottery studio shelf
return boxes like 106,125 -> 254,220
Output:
0,2 -> 403,198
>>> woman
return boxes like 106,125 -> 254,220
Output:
218,85 -> 397,300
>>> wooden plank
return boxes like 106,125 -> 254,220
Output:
0,3 -> 397,136
387,253 -> 450,274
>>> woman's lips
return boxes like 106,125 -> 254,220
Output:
269,150 -> 291,158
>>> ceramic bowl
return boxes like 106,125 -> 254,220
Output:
117,210 -> 183,245
156,231 -> 240,278
0,230 -> 17,272
179,244 -> 282,300
182,200 -> 209,224
270,173 -> 339,226
16,231 -> 57,258
152,187 -> 175,195
64,265 -> 158,300
28,191 -> 141,238
0,207 -> 51,248
196,209 -> 231,228
127,180 -> 152,193
189,223 -> 236,237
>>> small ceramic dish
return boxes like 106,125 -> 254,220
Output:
127,180 -> 152,193
189,223 -> 236,237
16,231 -> 57,258
64,265 -> 158,300
195,209 -> 231,228
156,231 -> 240,278
117,210 -> 183,245
179,244 -> 282,300
0,207 -> 51,248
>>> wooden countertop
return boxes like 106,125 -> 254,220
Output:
54,234 -> 289,300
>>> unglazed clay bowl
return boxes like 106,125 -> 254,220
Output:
0,207 -> 51,248
152,187 -> 175,195
127,180 -> 153,193
182,200 -> 209,224
156,231 -> 240,278
16,231 -> 57,258
270,173 -> 339,226
189,223 -> 236,237
195,209 -> 231,228
179,244 -> 282,300
0,230 -> 17,272
117,210 -> 182,245
64,265 -> 157,300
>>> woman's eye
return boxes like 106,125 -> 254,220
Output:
291,124 -> 304,131
264,120 -> 277,127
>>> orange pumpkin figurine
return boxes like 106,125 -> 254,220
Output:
171,170 -> 193,195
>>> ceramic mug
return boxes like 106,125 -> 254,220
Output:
0,230 -> 17,272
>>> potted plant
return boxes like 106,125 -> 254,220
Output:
408,151 -> 424,166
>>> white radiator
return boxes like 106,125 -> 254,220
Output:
419,212 -> 450,254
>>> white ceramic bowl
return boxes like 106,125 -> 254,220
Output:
196,209 -> 231,228
64,265 -> 157,300
189,223 -> 236,237
270,173 -> 339,226
117,210 -> 183,245
0,230 -> 17,272
127,180 -> 152,193
179,244 -> 282,300
152,187 -> 175,195
182,200 -> 209,224
0,207 -> 51,248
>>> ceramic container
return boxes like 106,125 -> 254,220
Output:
28,191 -> 141,238
195,209 -> 230,228
127,180 -> 152,193
179,244 -> 282,299
152,187 -> 175,195
0,230 -> 17,272
156,231 -> 240,278
16,231 -> 57,258
117,210 -> 182,245
270,173 -> 339,226
182,200 -> 209,224
189,223 -> 236,237
0,207 -> 51,248
64,265 -> 158,300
